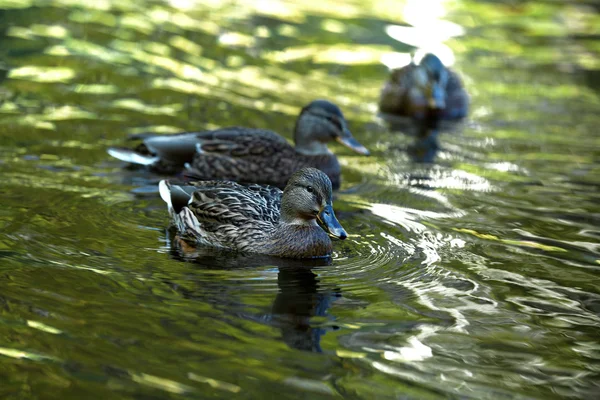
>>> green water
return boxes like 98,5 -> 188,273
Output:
1,0 -> 599,398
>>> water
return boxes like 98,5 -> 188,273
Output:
1,0 -> 599,398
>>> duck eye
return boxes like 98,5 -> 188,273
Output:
306,186 -> 314,193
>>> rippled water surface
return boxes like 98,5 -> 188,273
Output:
1,0 -> 599,398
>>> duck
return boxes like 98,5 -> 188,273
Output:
159,167 -> 347,259
378,53 -> 469,120
108,100 -> 369,190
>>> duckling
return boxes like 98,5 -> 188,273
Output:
108,100 -> 369,190
159,167 -> 347,259
378,53 -> 469,120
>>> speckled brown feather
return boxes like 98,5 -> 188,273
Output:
187,182 -> 281,225
164,169 -> 338,258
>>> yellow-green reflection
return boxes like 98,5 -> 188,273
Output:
0,0 -> 34,8
169,36 -> 202,55
9,66 -> 76,82
68,9 -> 117,26
266,44 -> 390,65
44,106 -> 97,120
218,32 -> 255,48
187,373 -> 241,393
74,84 -> 119,94
27,320 -> 63,335
131,373 -> 193,394
7,24 -> 68,39
111,99 -> 183,116
0,347 -> 57,361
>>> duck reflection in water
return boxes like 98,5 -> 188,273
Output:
167,227 -> 340,353
406,122 -> 440,164
271,265 -> 340,353
384,115 -> 441,164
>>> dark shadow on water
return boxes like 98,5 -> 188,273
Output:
406,127 -> 440,164
165,227 -> 340,353
271,266 -> 341,353
379,114 -> 444,164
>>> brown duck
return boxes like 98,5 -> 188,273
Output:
108,100 -> 369,190
378,53 -> 469,120
159,167 -> 347,259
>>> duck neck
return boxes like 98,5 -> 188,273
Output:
279,200 -> 318,227
293,114 -> 331,155
268,222 -> 332,259
295,141 -> 331,156
279,215 -> 320,228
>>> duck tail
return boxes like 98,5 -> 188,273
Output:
159,180 -> 193,215
159,180 -> 173,211
107,147 -> 160,166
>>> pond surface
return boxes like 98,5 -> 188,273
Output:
1,0 -> 599,398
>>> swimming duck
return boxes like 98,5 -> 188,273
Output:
108,100 -> 369,190
378,53 -> 469,120
159,167 -> 347,259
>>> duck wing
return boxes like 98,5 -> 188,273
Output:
443,69 -> 469,119
138,127 -> 291,161
161,179 -> 282,225
378,63 -> 416,115
194,128 -> 293,158
189,128 -> 299,187
188,181 -> 282,226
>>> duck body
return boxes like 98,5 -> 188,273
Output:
378,54 -> 469,120
108,100 -> 369,190
160,168 -> 347,259
188,128 -> 342,190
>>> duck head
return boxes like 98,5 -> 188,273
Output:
413,53 -> 449,111
280,167 -> 347,240
293,100 -> 369,156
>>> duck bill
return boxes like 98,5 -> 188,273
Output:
317,205 -> 347,240
336,131 -> 370,156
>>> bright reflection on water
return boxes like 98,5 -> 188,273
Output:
0,0 -> 599,398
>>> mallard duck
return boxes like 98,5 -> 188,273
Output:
378,53 -> 469,120
159,167 -> 347,259
108,100 -> 369,190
